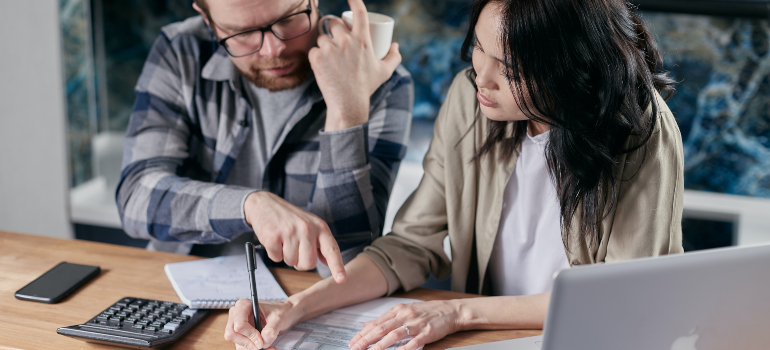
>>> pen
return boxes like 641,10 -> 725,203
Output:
245,242 -> 262,333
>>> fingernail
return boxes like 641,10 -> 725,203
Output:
336,272 -> 345,282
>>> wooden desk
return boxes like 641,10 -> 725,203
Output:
0,231 -> 540,349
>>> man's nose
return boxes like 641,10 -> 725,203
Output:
260,31 -> 286,58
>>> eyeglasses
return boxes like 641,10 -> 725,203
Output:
213,1 -> 312,57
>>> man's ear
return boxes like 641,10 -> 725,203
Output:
192,2 -> 210,26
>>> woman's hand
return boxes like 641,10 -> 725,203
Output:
349,300 -> 465,350
224,299 -> 305,350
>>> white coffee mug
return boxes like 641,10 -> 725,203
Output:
341,11 -> 394,60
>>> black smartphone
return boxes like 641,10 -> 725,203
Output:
15,262 -> 100,303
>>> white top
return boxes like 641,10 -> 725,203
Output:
488,129 -> 570,296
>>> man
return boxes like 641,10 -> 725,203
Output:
116,0 -> 413,283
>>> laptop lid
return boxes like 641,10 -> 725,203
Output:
542,243 -> 770,350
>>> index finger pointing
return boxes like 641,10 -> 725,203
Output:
318,230 -> 346,283
347,0 -> 370,39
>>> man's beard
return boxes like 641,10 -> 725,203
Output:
238,52 -> 312,92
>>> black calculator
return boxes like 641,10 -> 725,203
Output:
57,297 -> 209,349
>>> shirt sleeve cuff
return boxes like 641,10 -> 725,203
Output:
208,186 -> 256,240
318,122 -> 369,173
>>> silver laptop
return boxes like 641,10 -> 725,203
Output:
450,243 -> 770,350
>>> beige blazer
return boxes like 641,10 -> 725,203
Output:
363,69 -> 684,295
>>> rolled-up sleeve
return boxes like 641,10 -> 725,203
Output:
362,71 -> 463,296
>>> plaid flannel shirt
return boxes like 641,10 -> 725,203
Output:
116,16 -> 413,250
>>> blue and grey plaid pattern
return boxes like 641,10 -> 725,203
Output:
116,16 -> 413,250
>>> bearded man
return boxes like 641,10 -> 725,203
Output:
116,0 -> 413,282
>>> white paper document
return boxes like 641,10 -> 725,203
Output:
164,254 -> 288,308
273,297 -> 424,350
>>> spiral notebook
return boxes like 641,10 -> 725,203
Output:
164,254 -> 288,309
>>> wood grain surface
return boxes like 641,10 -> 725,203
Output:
0,231 -> 540,349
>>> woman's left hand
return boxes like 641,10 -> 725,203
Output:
349,300 -> 465,350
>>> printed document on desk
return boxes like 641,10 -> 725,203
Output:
273,297 -> 424,350
164,254 -> 288,309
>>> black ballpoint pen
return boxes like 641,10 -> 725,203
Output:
245,242 -> 262,333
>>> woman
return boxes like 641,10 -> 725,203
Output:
225,0 -> 684,349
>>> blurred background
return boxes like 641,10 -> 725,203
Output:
2,0 -> 770,254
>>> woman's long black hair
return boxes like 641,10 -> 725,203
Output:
462,0 -> 675,249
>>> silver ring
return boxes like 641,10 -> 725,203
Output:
402,324 -> 410,336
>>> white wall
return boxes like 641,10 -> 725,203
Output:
0,1 -> 72,238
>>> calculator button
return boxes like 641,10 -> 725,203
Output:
171,317 -> 186,325
133,324 -> 145,330
181,309 -> 197,318
116,298 -> 133,307
163,322 -> 180,332
144,326 -> 158,333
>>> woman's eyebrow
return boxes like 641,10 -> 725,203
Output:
474,31 -> 507,65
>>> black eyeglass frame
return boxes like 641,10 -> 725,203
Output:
214,1 -> 313,57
